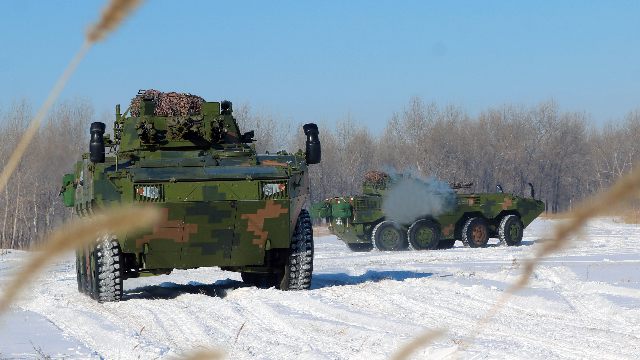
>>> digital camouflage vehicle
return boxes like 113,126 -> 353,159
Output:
310,172 -> 545,252
60,90 -> 321,302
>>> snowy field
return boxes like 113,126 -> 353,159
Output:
1,217 -> 639,359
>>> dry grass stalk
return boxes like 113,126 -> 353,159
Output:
3,2 -> 634,358
0,0 -> 143,201
0,0 -> 215,356
234,322 -> 245,345
390,329 -> 445,360
453,164 -> 640,356
0,206 -> 160,316
0,41 -> 91,196
87,0 -> 145,42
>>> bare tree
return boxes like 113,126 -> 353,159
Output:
1,94 -> 639,248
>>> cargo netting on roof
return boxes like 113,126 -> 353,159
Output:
364,171 -> 389,183
130,89 -> 206,117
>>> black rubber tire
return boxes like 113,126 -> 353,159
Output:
346,243 -> 374,252
372,221 -> 408,251
241,272 -> 270,287
279,209 -> 314,291
462,217 -> 489,248
83,245 -> 96,299
240,271 -> 256,285
499,215 -> 524,246
78,244 -> 92,296
76,248 -> 83,293
89,247 -> 99,300
76,246 -> 90,294
407,219 -> 440,250
91,237 -> 124,302
436,239 -> 456,250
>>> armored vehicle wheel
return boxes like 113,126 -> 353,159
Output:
372,221 -> 408,251
88,248 -> 98,299
76,249 -> 84,293
91,237 -> 124,302
499,215 -> 524,246
279,209 -> 314,291
76,247 -> 90,294
240,271 -> 256,285
436,239 -> 456,249
408,220 -> 440,250
241,271 -> 282,288
346,243 -> 374,252
241,272 -> 269,287
462,217 -> 489,248
78,245 -> 94,295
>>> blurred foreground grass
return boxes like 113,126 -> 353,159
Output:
2,0 -> 640,359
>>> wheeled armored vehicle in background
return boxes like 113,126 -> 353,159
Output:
310,172 -> 545,252
60,90 -> 321,302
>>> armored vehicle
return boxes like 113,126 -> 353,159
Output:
310,172 -> 544,252
60,90 -> 321,302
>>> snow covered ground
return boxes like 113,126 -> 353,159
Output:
1,217 -> 639,359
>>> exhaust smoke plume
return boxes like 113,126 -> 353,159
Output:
382,175 -> 456,225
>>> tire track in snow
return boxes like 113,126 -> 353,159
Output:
6,218 -> 640,359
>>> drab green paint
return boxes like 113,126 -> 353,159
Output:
64,97 -> 320,287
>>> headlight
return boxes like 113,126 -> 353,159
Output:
263,183 -> 285,196
137,186 -> 160,199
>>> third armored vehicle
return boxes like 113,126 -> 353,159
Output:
60,90 -> 321,302
310,172 -> 544,251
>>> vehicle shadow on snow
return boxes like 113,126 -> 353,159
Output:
310,270 -> 434,289
123,280 -> 247,300
519,238 -> 542,246
121,271 -> 436,299
482,238 -> 542,247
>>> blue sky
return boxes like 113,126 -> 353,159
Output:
1,1 -> 639,133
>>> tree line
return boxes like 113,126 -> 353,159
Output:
0,97 -> 107,249
0,95 -> 637,249
236,96 -> 639,214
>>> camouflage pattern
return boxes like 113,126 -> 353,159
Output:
62,96 -> 317,285
310,174 -> 545,249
